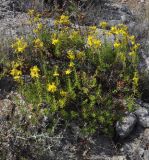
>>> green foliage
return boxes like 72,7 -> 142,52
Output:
3,12 -> 141,136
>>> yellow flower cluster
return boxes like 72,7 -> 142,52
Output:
131,43 -> 140,52
34,38 -> 44,49
67,50 -> 75,60
129,35 -> 135,45
47,82 -> 57,93
65,69 -> 71,75
114,41 -> 121,49
53,71 -> 59,77
87,35 -> 102,48
10,68 -> 22,81
52,38 -> 59,45
108,24 -> 140,54
66,50 -> 75,72
69,31 -> 80,40
110,24 -> 128,36
55,15 -> 70,25
88,26 -> 97,34
11,60 -> 23,68
28,9 -> 34,16
100,21 -> 108,29
76,51 -> 85,59
60,90 -> 67,97
69,61 -> 75,68
33,23 -> 43,34
33,14 -> 41,23
11,37 -> 27,53
129,51 -> 136,57
30,66 -> 40,78
133,71 -> 139,88
53,66 -> 59,77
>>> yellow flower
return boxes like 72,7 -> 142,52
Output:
37,23 -> 43,30
28,9 -> 34,16
58,99 -> 66,108
33,23 -> 43,34
133,72 -> 139,87
100,21 -> 108,29
10,68 -> 22,81
10,68 -> 22,76
87,36 -> 93,46
33,14 -> 41,22
114,41 -> 121,49
55,15 -> 70,25
52,38 -> 59,45
54,20 -> 59,26
94,39 -> 101,48
110,26 -> 119,34
131,43 -> 140,51
129,51 -> 136,57
87,36 -> 101,48
33,29 -> 39,34
14,76 -> 22,81
69,31 -> 79,40
110,24 -> 128,36
119,52 -> 126,62
118,24 -> 128,32
69,62 -> 75,67
76,51 -> 85,59
129,35 -> 135,45
59,15 -> 70,25
30,66 -> 40,78
67,50 -> 75,60
12,37 -> 27,53
65,69 -> 71,75
118,29 -> 128,37
105,31 -> 112,36
47,82 -> 57,93
89,26 -> 97,33
34,38 -> 44,48
13,62 -> 20,68
60,90 -> 67,97
53,66 -> 59,77
53,71 -> 59,77
12,60 -> 23,68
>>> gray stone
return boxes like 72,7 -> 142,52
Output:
135,107 -> 149,117
88,135 -> 116,160
143,103 -> 149,110
116,114 -> 137,138
144,150 -> 149,160
131,21 -> 149,39
139,116 -> 149,128
112,156 -> 126,160
108,20 -> 122,27
0,99 -> 14,121
121,15 -> 127,23
120,5 -> 132,15
97,29 -> 115,43
134,107 -> 149,128
127,21 -> 136,32
119,127 -> 149,159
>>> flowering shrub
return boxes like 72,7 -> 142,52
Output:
8,10 -> 140,135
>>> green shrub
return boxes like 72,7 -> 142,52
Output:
6,11 -> 140,135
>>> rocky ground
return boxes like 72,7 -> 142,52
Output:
0,0 -> 149,160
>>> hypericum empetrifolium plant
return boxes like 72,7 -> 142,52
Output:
7,10 -> 141,135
